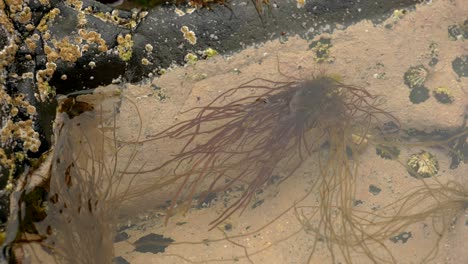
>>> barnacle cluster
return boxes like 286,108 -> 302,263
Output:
78,29 -> 108,52
1,120 -> 41,153
36,62 -> 58,101
1,2 -> 43,186
117,34 -> 134,62
202,47 -> 218,59
184,52 -> 198,64
407,150 -> 439,178
181,25 -> 197,45
0,100 -> 41,190
184,48 -> 218,64
37,8 -> 61,33
310,38 -> 334,63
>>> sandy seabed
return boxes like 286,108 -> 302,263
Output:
25,0 -> 467,263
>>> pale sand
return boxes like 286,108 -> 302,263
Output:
24,0 -> 467,263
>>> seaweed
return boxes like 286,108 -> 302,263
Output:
358,180 -> 466,262
131,73 -> 398,231
26,89 -> 146,263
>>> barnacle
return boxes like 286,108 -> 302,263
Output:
403,65 -> 428,88
141,58 -> 151,65
36,8 -> 60,32
407,150 -> 439,178
392,9 -> 407,21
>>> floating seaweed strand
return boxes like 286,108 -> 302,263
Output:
129,74 -> 397,231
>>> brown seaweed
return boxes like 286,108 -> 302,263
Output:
133,75 -> 397,229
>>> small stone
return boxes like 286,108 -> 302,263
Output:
134,233 -> 174,254
114,232 -> 129,243
369,185 -> 382,195
390,231 -> 412,244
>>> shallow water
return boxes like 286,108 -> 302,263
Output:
21,0 -> 468,263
